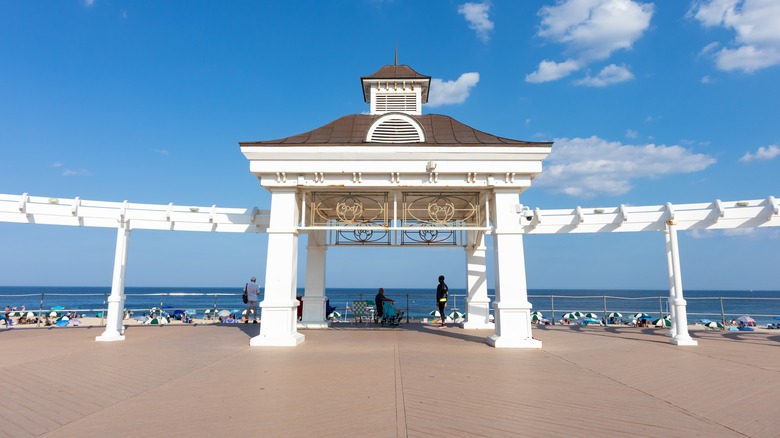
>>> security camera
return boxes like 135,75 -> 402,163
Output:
520,205 -> 533,221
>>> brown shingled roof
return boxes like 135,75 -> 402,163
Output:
239,114 -> 550,147
360,64 -> 432,103
361,64 -> 430,80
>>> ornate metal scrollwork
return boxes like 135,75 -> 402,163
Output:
401,224 -> 455,245
310,192 -> 387,226
336,223 -> 389,245
403,192 -> 480,226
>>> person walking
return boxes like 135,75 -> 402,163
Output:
436,275 -> 448,327
244,276 -> 260,324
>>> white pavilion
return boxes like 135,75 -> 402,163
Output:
239,62 -> 552,347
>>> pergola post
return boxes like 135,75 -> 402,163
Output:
487,191 -> 541,348
250,188 -> 304,346
96,223 -> 130,342
664,229 -> 678,338
460,232 -> 494,329
666,221 -> 697,346
300,231 -> 328,329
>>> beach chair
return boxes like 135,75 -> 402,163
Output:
352,300 -> 370,326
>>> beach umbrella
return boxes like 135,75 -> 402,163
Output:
706,321 -> 724,329
531,311 -> 544,317
48,311 -> 59,317
217,310 -> 231,317
23,311 -> 36,318
57,315 -> 70,322
10,311 -> 22,317
449,311 -> 465,320
737,316 -> 755,324
607,312 -> 622,318
583,312 -> 599,319
531,314 -> 544,322
328,311 -> 341,319
561,312 -> 579,320
653,318 -> 671,328
429,310 -> 441,317
572,311 -> 584,318
632,313 -> 650,320
698,319 -> 712,325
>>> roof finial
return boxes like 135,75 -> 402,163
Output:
395,43 -> 398,66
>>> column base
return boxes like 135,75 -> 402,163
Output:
95,333 -> 125,342
670,336 -> 698,346
462,299 -> 492,330
298,321 -> 330,329
460,320 -> 495,330
486,334 -> 542,349
250,332 -> 305,347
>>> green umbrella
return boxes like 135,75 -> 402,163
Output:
572,311 -> 584,318
653,318 -> 671,328
531,311 -> 544,317
561,312 -> 579,320
706,321 -> 724,329
607,312 -> 623,318
583,312 -> 599,319
328,311 -> 341,319
449,311 -> 465,320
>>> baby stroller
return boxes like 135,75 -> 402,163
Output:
380,302 -> 404,327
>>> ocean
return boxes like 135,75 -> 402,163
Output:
2,286 -> 779,327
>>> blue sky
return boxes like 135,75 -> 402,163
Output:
1,0 -> 778,291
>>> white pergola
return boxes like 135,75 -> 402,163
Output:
1,63 -> 778,348
1,194 -> 778,346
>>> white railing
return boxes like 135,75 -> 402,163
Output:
520,197 -> 779,234
0,193 -> 270,233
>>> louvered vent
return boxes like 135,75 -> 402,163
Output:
374,93 -> 417,114
368,117 -> 424,143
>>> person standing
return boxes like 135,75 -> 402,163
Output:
244,276 -> 260,324
436,275 -> 448,327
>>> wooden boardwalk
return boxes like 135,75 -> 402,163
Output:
1,323 -> 778,437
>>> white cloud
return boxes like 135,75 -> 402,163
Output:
739,144 -> 780,162
50,162 -> 63,168
574,64 -> 635,86
526,59 -> 581,83
458,2 -> 494,43
426,72 -> 480,107
527,0 -> 654,84
689,227 -> 780,239
62,169 -> 92,177
690,0 -> 780,72
153,148 -> 170,156
534,136 -> 716,198
83,0 -> 95,7
625,129 -> 638,139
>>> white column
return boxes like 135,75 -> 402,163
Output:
96,223 -> 130,342
300,231 -> 328,329
486,191 -> 541,349
664,229 -> 678,338
250,188 -> 304,347
666,221 -> 697,346
460,232 -> 494,329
